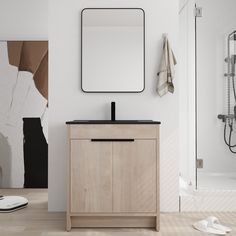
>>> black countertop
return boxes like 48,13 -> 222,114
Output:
66,120 -> 161,125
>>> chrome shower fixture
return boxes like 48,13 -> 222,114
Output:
230,32 -> 236,41
218,31 -> 236,154
224,55 -> 236,65
217,114 -> 235,122
224,55 -> 236,77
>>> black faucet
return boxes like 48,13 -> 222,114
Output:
111,102 -> 116,121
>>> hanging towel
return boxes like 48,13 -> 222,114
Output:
157,35 -> 177,96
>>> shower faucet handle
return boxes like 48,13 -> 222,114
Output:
217,114 -> 226,122
224,73 -> 235,77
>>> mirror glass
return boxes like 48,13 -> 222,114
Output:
81,8 -> 145,93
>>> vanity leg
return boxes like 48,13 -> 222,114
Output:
66,214 -> 71,231
156,216 -> 160,231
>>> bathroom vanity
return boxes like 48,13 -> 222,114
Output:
66,120 -> 160,231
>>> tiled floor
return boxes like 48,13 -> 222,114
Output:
0,189 -> 235,236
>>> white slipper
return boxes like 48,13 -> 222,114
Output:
193,220 -> 226,235
206,216 -> 232,233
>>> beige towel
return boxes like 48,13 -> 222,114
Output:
157,35 -> 177,96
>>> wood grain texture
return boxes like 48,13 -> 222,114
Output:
66,126 -> 72,231
70,213 -> 157,217
156,125 -> 160,231
113,140 -> 157,213
67,124 -> 160,231
70,140 -> 113,213
71,216 -> 156,228
69,124 -> 157,139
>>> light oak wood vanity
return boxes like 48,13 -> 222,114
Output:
66,120 -> 160,231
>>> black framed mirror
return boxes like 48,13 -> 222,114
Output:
81,8 -> 145,93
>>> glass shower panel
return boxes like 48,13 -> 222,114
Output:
196,0 -> 236,190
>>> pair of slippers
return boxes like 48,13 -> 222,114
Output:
193,216 -> 232,235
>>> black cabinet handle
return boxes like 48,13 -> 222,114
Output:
91,139 -> 134,142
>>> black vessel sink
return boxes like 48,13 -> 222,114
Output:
66,120 -> 161,124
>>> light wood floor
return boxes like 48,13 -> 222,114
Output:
0,189 -> 235,236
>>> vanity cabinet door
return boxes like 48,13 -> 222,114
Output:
113,140 -> 157,212
70,140 -> 112,213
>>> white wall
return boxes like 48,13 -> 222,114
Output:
0,0 -> 48,40
49,0 -> 179,212
197,0 -> 236,173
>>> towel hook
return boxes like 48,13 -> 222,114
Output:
162,33 -> 168,39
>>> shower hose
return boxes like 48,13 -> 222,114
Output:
224,77 -> 236,154
224,123 -> 236,153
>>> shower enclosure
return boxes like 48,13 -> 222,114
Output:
179,0 -> 236,210
196,0 -> 236,191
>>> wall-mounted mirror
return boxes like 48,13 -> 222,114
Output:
81,8 -> 145,93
